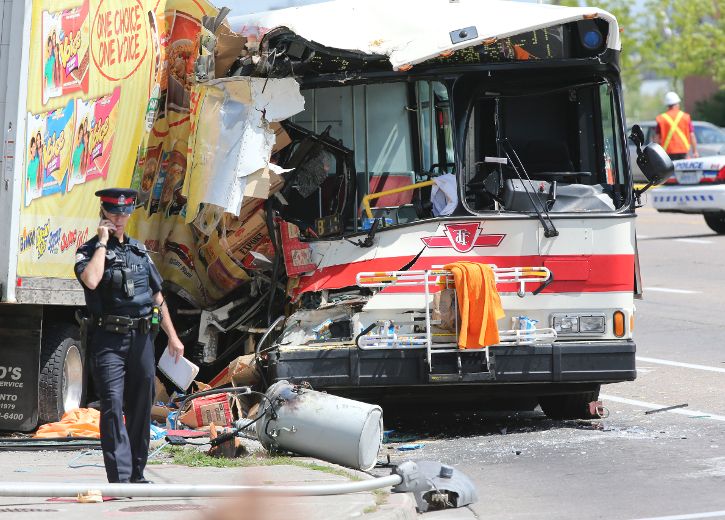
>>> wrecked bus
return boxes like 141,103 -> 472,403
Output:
219,0 -> 672,418
0,0 -> 674,432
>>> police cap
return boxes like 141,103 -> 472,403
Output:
95,188 -> 138,215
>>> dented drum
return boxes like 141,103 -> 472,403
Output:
256,381 -> 383,471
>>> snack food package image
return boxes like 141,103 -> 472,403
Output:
41,0 -> 90,105
68,86 -> 121,191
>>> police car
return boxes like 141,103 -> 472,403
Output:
651,148 -> 725,233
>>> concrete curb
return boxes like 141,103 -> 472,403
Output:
371,491 -> 419,520
297,457 -> 419,520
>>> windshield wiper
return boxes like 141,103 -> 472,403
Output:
499,138 -> 559,238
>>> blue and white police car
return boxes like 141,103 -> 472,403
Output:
652,150 -> 725,234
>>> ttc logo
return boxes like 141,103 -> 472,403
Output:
421,223 -> 505,253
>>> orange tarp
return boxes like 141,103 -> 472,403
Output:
34,408 -> 100,438
444,262 -> 505,349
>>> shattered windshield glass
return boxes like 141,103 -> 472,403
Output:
287,80 -> 455,232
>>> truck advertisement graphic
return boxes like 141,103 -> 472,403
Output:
18,0 -> 212,280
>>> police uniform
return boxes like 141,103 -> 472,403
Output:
74,188 -> 162,484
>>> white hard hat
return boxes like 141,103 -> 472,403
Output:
664,91 -> 681,106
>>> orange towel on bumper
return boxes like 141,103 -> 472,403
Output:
444,262 -> 505,349
34,408 -> 100,438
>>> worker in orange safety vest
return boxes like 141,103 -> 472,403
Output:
654,91 -> 699,160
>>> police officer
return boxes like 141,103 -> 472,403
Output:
75,188 -> 184,484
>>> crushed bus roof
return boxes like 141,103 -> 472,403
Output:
228,0 -> 620,71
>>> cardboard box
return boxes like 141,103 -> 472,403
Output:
207,354 -> 260,389
229,354 -> 259,386
236,169 -> 285,221
280,220 -> 316,276
151,404 -> 174,423
154,376 -> 170,404
214,24 -> 247,78
223,208 -> 269,257
270,122 -> 292,154
179,393 -> 233,428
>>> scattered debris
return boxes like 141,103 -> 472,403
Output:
398,444 -> 424,452
180,393 -> 234,429
645,404 -> 689,415
588,400 -> 609,418
76,490 -> 103,504
207,422 -> 247,459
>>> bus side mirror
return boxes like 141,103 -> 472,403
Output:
629,124 -> 674,187
629,124 -> 645,149
637,143 -> 674,186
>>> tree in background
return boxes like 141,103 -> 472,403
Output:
549,0 -> 657,119
694,90 -> 725,127
548,0 -> 724,122
642,0 -> 725,89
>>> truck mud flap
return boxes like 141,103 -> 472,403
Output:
0,305 -> 42,432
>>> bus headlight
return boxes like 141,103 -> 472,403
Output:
579,315 -> 606,333
552,314 -> 579,333
551,313 -> 606,335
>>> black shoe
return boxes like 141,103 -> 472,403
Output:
130,478 -> 153,484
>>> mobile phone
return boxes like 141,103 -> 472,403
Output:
100,219 -> 117,231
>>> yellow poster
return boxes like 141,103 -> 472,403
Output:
18,0 -> 216,278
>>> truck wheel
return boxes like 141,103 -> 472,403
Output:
538,387 -> 599,420
704,212 -> 725,234
38,325 -> 85,424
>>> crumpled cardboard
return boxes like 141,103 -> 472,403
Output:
154,376 -> 170,404
270,122 -> 292,154
151,404 -> 174,423
280,220 -> 316,276
180,393 -> 233,428
207,354 -> 259,389
229,354 -> 259,386
222,208 -> 268,257
214,24 -> 247,79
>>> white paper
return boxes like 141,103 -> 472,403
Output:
157,347 -> 199,391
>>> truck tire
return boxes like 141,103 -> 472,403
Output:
703,212 -> 725,234
538,387 -> 599,420
38,325 -> 85,424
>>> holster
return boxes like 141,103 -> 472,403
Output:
103,315 -> 134,334
75,309 -> 91,349
100,314 -> 153,335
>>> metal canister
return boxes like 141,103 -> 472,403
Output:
256,381 -> 383,471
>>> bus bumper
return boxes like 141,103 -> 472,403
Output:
268,340 -> 636,389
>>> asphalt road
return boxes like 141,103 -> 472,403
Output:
377,206 -> 725,520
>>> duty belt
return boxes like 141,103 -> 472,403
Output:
97,314 -> 153,334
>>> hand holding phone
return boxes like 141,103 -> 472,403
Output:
97,219 -> 117,243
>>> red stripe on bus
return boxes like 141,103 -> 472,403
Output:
294,254 -> 634,297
